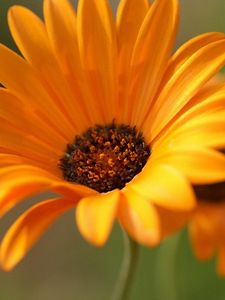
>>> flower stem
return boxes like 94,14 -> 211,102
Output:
111,231 -> 140,300
154,232 -> 182,300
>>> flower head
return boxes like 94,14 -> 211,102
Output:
1,0 -> 225,271
189,181 -> 225,276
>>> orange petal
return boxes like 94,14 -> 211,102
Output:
0,44 -> 73,141
146,39 -> 225,141
0,197 -> 76,271
43,0 -> 80,73
0,154 -> 31,167
160,32 -> 225,88
156,206 -> 189,239
217,246 -> 225,276
116,0 -> 149,122
130,162 -> 196,210
153,83 -> 225,147
76,190 -> 120,246
0,153 -> 57,174
0,120 -> 61,164
189,219 -> 215,260
0,165 -> 94,217
128,0 -> 178,127
8,5 -> 89,133
119,189 -> 160,247
0,88 -> 66,151
44,0 -> 98,126
154,147 -> 225,184
77,0 -> 117,123
158,113 -> 225,149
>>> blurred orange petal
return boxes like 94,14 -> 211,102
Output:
119,189 -> 160,246
76,190 -> 120,246
0,197 -> 76,271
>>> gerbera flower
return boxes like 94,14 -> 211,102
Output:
189,182 -> 225,276
1,0 -> 225,272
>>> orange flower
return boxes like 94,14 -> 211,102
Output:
1,0 -> 225,271
188,183 -> 225,276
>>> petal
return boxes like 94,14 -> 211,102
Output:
160,32 -> 225,88
0,120 -> 61,164
154,147 -> 225,184
0,165 -> 94,217
116,0 -> 149,65
0,197 -> 76,271
146,39 -> 225,141
116,0 -> 149,122
189,218 -> 215,260
153,83 -> 225,147
0,153 -> 51,171
76,190 -> 120,246
43,0 -> 80,73
128,0 -> 178,127
118,189 -> 160,246
8,5 -> 89,132
44,0 -> 99,125
0,44 -> 73,141
158,113 -> 225,149
77,0 -> 117,122
0,88 -> 66,151
130,162 -> 196,210
217,246 -> 225,276
156,206 -> 189,239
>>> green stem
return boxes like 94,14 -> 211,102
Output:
111,231 -> 140,300
154,232 -> 182,300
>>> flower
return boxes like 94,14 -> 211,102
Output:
188,180 -> 225,275
1,0 -> 225,271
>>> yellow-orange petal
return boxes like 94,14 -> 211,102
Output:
0,44 -> 74,141
128,0 -> 178,127
156,206 -> 189,239
116,0 -> 149,122
119,189 -> 160,247
158,113 -> 225,149
0,197 -> 76,271
44,0 -> 97,123
0,165 -> 94,217
8,5 -> 89,133
153,83 -> 225,147
154,147 -> 225,184
76,190 -> 120,246
160,32 -> 225,88
77,0 -> 117,123
130,163 -> 196,210
0,88 -> 67,152
217,246 -> 225,276
0,153 -> 54,172
0,154 -> 29,167
189,219 -> 215,260
43,0 -> 80,73
116,0 -> 149,65
0,121 -> 61,165
146,39 -> 225,141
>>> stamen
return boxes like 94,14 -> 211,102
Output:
59,123 -> 151,193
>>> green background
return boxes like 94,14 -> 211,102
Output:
0,0 -> 225,299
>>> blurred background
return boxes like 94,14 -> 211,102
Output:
0,0 -> 225,299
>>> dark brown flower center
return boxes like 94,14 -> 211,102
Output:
194,182 -> 225,203
59,123 -> 151,193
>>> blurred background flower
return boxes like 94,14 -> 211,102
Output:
0,1 -> 225,300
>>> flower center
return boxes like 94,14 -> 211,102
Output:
59,123 -> 151,193
194,182 -> 225,203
